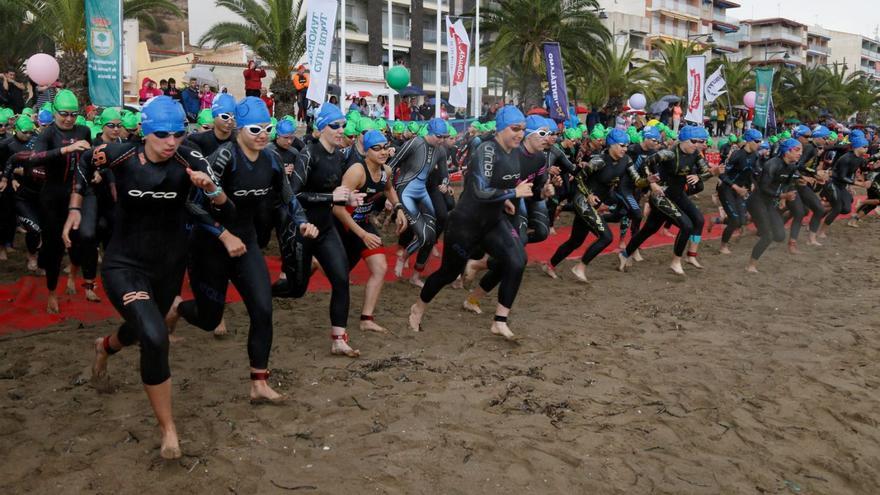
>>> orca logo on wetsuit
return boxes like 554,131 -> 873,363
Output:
233,188 -> 271,197
128,190 -> 179,199
502,174 -> 520,181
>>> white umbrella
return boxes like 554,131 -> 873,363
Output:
184,67 -> 219,87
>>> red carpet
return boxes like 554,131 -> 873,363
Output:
0,199 -> 861,336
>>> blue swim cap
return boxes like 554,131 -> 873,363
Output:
544,118 -> 558,131
743,129 -> 763,142
38,109 -> 53,125
811,125 -> 830,139
850,129 -> 865,141
679,125 -> 699,141
141,96 -> 185,136
234,96 -> 271,128
641,126 -> 661,141
363,129 -> 388,149
276,118 -> 296,136
525,115 -> 550,133
850,135 -> 869,149
495,105 -> 526,132
211,93 -> 237,117
426,117 -> 448,136
316,103 -> 346,131
605,128 -> 631,146
759,141 -> 770,150
778,138 -> 802,155
793,124 -> 812,138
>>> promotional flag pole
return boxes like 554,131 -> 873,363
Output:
435,0 -> 442,118
472,0 -> 480,118
387,0 -> 394,119
340,0 -> 346,104
722,65 -> 733,135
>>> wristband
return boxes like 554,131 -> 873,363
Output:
393,203 -> 403,212
205,187 -> 223,198
68,207 -> 82,212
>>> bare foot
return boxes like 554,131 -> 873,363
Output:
847,219 -> 860,228
85,287 -> 101,303
409,272 -> 425,288
541,262 -> 558,279
490,321 -> 516,340
432,246 -> 441,258
632,249 -> 645,262
745,265 -> 759,274
685,256 -> 703,269
617,252 -> 631,273
159,427 -> 181,460
570,264 -> 588,283
359,319 -> 388,333
462,297 -> 482,314
670,261 -> 685,276
92,337 -> 110,381
549,227 -> 557,236
213,318 -> 228,338
719,245 -> 732,255
662,228 -> 676,238
787,241 -> 800,255
394,256 -> 406,278
46,293 -> 60,314
408,303 -> 423,332
0,247 -> 7,261
250,379 -> 286,404
65,277 -> 76,295
330,333 -> 360,357
818,231 -> 827,239
26,257 -> 38,272
463,260 -> 481,286
451,275 -> 464,289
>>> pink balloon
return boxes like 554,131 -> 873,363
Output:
26,53 -> 60,86
743,91 -> 757,109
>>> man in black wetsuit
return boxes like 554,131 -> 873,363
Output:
408,105 -> 533,340
717,128 -> 761,254
5,90 -> 92,313
184,93 -> 236,155
169,96 -> 318,404
788,125 -> 827,252
0,116 -> 41,270
819,133 -> 875,237
746,138 -> 802,273
62,95 -> 234,460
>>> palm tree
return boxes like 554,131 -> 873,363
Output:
199,0 -> 307,117
480,0 -> 610,103
577,41 -> 653,112
0,1 -> 53,71
648,40 -> 707,98
779,65 -> 832,120
23,0 -> 182,104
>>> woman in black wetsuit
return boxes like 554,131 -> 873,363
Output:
168,96 -> 318,404
408,106 -> 534,340
62,96 -> 233,459
818,133 -> 875,237
272,103 -> 365,357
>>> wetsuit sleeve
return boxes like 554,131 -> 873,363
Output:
185,148 -> 236,235
720,150 -> 744,186
435,146 -> 450,186
550,146 -> 577,175
290,147 -> 337,204
832,154 -> 858,185
584,154 -> 606,174
387,137 -> 415,172
694,155 -> 713,178
469,142 -> 516,202
8,130 -> 64,166
641,149 -> 674,177
270,151 -> 308,226
758,159 -> 781,197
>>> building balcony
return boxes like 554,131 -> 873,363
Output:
423,28 -> 448,45
712,34 -> 740,52
861,48 -> 880,61
648,0 -> 702,19
807,44 -> 830,56
753,30 -> 804,45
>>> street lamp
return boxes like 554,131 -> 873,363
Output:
765,50 -> 790,62
593,8 -> 608,19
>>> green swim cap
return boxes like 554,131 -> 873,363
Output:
344,120 -> 359,137
448,126 -> 458,137
828,131 -> 838,142
485,121 -> 496,131
418,125 -> 428,137
589,127 -> 605,140
40,102 -> 54,113
122,111 -> 140,131
392,121 -> 406,133
21,108 -> 34,116
563,128 -> 580,140
727,135 -> 738,143
664,129 -> 678,140
0,108 -> 14,122
374,118 -> 387,130
14,115 -> 35,133
98,107 -> 122,127
355,117 -> 374,134
75,115 -> 87,126
282,114 -> 296,123
781,131 -> 791,139
407,121 -> 420,133
706,137 -> 714,147
269,117 -> 278,140
196,108 -> 214,126
53,89 -> 79,112
86,121 -> 100,140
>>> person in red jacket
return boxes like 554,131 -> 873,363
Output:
243,60 -> 266,97
260,87 -> 275,116
395,97 -> 411,121
138,78 -> 163,103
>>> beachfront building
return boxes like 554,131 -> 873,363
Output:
827,29 -> 880,79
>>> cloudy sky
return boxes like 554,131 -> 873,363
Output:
728,0 -> 880,38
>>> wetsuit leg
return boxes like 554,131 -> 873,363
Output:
0,188 -> 15,247
748,196 -> 786,259
38,188 -> 69,291
718,185 -> 744,244
414,188 -> 446,269
228,242 -> 273,370
823,184 -> 852,226
857,187 -> 880,215
787,192 -> 806,240
673,195 -> 704,238
311,226 -> 350,328
526,199 -> 550,243
479,218 -> 527,308
798,185 -> 825,234
102,266 -> 182,385
420,212 -> 480,303
15,196 -> 42,255
70,193 -> 99,281
625,195 -> 692,257
549,216 -> 589,267
177,235 -> 230,332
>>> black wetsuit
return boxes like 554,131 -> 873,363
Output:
178,142 -> 307,371
255,141 -> 300,248
76,143 -> 231,385
823,151 -> 865,226
420,138 -> 526,310
184,130 -> 234,156
8,123 -> 92,291
1,136 -> 39,250
624,147 -> 711,258
717,148 -> 756,244
748,156 -> 799,260
789,141 -> 825,239
604,142 -> 653,241
551,151 -> 636,267
274,140 -> 351,329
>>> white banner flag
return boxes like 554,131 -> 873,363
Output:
704,66 -> 727,103
685,55 -> 706,124
305,0 -> 338,104
445,16 -> 470,108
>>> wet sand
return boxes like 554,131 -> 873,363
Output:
1,203 -> 880,494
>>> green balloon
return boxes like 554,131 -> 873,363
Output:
386,66 -> 411,91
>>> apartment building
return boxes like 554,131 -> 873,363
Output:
735,18 -> 807,65
828,29 -> 880,79
806,25 -> 832,67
